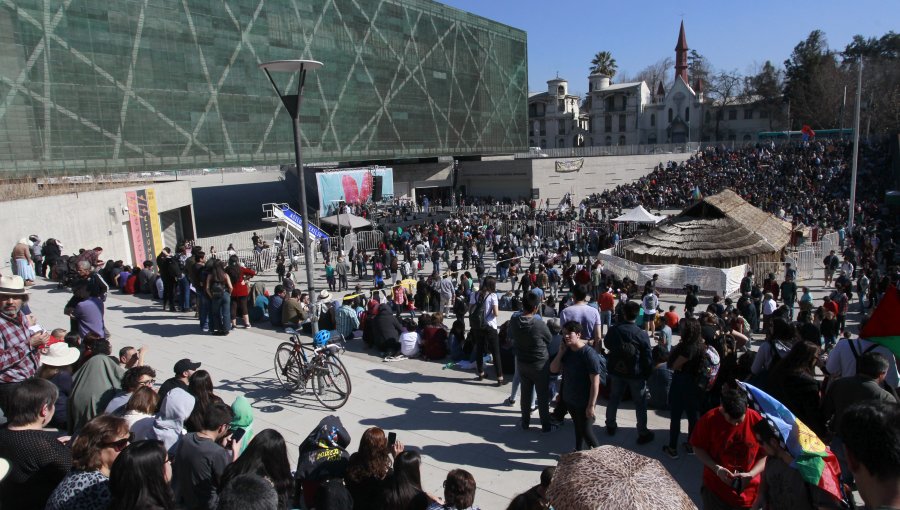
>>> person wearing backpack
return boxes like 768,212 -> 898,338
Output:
469,276 -> 504,385
205,259 -> 233,336
825,334 -> 900,390
663,318 -> 707,459
603,301 -> 654,444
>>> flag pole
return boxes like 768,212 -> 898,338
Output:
848,58 -> 863,234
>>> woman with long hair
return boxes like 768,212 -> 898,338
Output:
471,276 -> 504,385
219,429 -> 293,510
46,415 -> 130,510
380,450 -> 438,510
205,259 -> 233,336
346,427 -> 403,510
663,318 -> 706,459
225,255 -> 256,330
184,370 -> 224,433
766,340 -> 827,437
108,440 -> 175,510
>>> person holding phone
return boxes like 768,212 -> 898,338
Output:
172,402 -> 239,510
346,427 -> 404,510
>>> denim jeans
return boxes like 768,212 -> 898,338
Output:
211,292 -> 232,332
198,293 -> 211,331
179,276 -> 191,311
605,374 -> 650,435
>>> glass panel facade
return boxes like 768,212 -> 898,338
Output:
0,0 -> 527,175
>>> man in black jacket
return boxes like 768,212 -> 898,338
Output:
509,292 -> 554,432
603,301 -> 654,444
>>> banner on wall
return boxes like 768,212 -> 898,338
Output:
315,168 -> 394,216
555,158 -> 584,173
125,188 -> 163,266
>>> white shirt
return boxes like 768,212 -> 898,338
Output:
400,331 -> 420,357
826,338 -> 899,388
762,298 -> 777,315
469,292 -> 500,330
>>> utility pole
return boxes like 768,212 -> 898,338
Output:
848,58 -> 862,234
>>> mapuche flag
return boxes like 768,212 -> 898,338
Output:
739,382 -> 844,503
801,125 -> 816,140
860,285 -> 900,356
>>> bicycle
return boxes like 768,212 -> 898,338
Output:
274,333 -> 352,410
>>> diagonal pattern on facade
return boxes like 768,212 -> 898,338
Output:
0,0 -> 527,175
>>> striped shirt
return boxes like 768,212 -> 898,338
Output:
335,305 -> 360,339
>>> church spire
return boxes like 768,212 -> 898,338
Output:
675,21 -> 689,84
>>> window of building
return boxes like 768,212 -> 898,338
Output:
717,110 -> 724,121
557,85 -> 564,95
558,122 -> 565,135
604,115 -> 612,133
668,108 -> 673,122
559,138 -> 565,147
529,139 -> 535,147
558,99 -> 564,112
685,107 -> 690,122
529,104 -> 536,117
728,109 -> 737,120
605,136 -> 612,146
540,121 -> 546,136
648,134 -> 657,144
606,97 -> 615,111
650,114 -> 655,127
621,96 -> 627,110
618,135 -> 626,146
618,115 -> 626,132
540,140 -> 546,149
760,109 -> 769,119
743,134 -> 752,142
744,109 -> 753,120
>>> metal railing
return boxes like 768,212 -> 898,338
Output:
515,142 -> 701,159
194,227 -> 279,255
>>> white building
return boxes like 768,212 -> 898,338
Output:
529,22 -> 782,148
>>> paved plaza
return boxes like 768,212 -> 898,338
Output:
20,250 -> 857,509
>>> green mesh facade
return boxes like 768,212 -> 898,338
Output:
0,0 -> 527,175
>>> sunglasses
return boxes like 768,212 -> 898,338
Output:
105,432 -> 134,452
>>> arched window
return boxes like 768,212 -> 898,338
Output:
685,107 -> 690,122
557,85 -> 564,95
605,136 -> 612,146
650,114 -> 656,127
668,108 -> 673,122
618,135 -> 626,146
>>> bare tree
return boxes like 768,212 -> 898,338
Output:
619,57 -> 674,90
706,70 -> 745,139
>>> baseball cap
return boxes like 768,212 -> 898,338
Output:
174,358 -> 201,374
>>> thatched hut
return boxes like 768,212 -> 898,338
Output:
622,189 -> 792,268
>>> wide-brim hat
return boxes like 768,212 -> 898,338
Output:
0,275 -> 28,296
41,342 -> 81,367
319,290 -> 332,300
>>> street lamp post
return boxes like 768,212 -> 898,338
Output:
259,59 -> 323,334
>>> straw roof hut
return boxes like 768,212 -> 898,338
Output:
622,189 -> 792,268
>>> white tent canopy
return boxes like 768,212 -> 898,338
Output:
612,205 -> 666,224
319,213 -> 371,230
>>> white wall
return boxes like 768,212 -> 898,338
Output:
0,180 -> 194,271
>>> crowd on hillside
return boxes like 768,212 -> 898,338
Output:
2,138 -> 900,510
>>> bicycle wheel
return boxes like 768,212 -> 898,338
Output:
274,343 -> 303,389
312,359 -> 352,409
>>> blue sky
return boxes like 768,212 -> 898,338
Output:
439,0 -> 898,96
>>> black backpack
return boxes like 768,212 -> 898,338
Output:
608,327 -> 640,377
470,294 -> 488,332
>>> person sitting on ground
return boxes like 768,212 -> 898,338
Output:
123,386 -> 159,439
369,303 -> 404,359
282,290 -> 306,331
427,469 -> 480,510
68,341 -> 125,434
217,474 -> 279,510
420,312 -> 450,360
45,414 -> 130,510
158,358 -> 200,403
105,365 -> 157,415
380,450 -> 440,509
37,339 -> 81,430
346,427 -> 404,510
172,402 -> 238,509
219,429 -> 293,510
117,345 -> 147,369
0,378 -> 72,509
108,439 -> 176,510
148,387 -> 195,457
268,285 -> 286,329
185,369 -> 226,433
398,318 -> 421,359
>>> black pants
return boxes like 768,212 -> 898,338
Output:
162,277 -> 177,310
474,327 -> 503,380
568,402 -> 600,451
518,361 -> 551,430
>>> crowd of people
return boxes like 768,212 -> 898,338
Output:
2,138 -> 900,510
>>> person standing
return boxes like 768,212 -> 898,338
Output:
509,293 -> 554,433
780,275 -> 798,321
469,276 -> 504,385
205,260 -> 233,336
603,301 -> 654,444
663,318 -> 705,459
690,388 -> 766,510
336,255 -> 350,291
550,321 -> 604,450
439,273 -> 455,317
558,284 -> 602,348
10,238 -> 36,286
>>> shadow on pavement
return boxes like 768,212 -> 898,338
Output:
217,374 -> 334,413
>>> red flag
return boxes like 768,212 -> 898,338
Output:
801,125 -> 816,138
860,285 -> 900,356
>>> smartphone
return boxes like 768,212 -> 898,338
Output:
230,428 -> 246,442
387,432 -> 397,448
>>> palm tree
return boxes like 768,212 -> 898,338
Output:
590,51 -> 618,79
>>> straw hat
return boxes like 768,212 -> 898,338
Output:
318,290 -> 332,300
0,275 -> 28,296
41,342 -> 81,367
